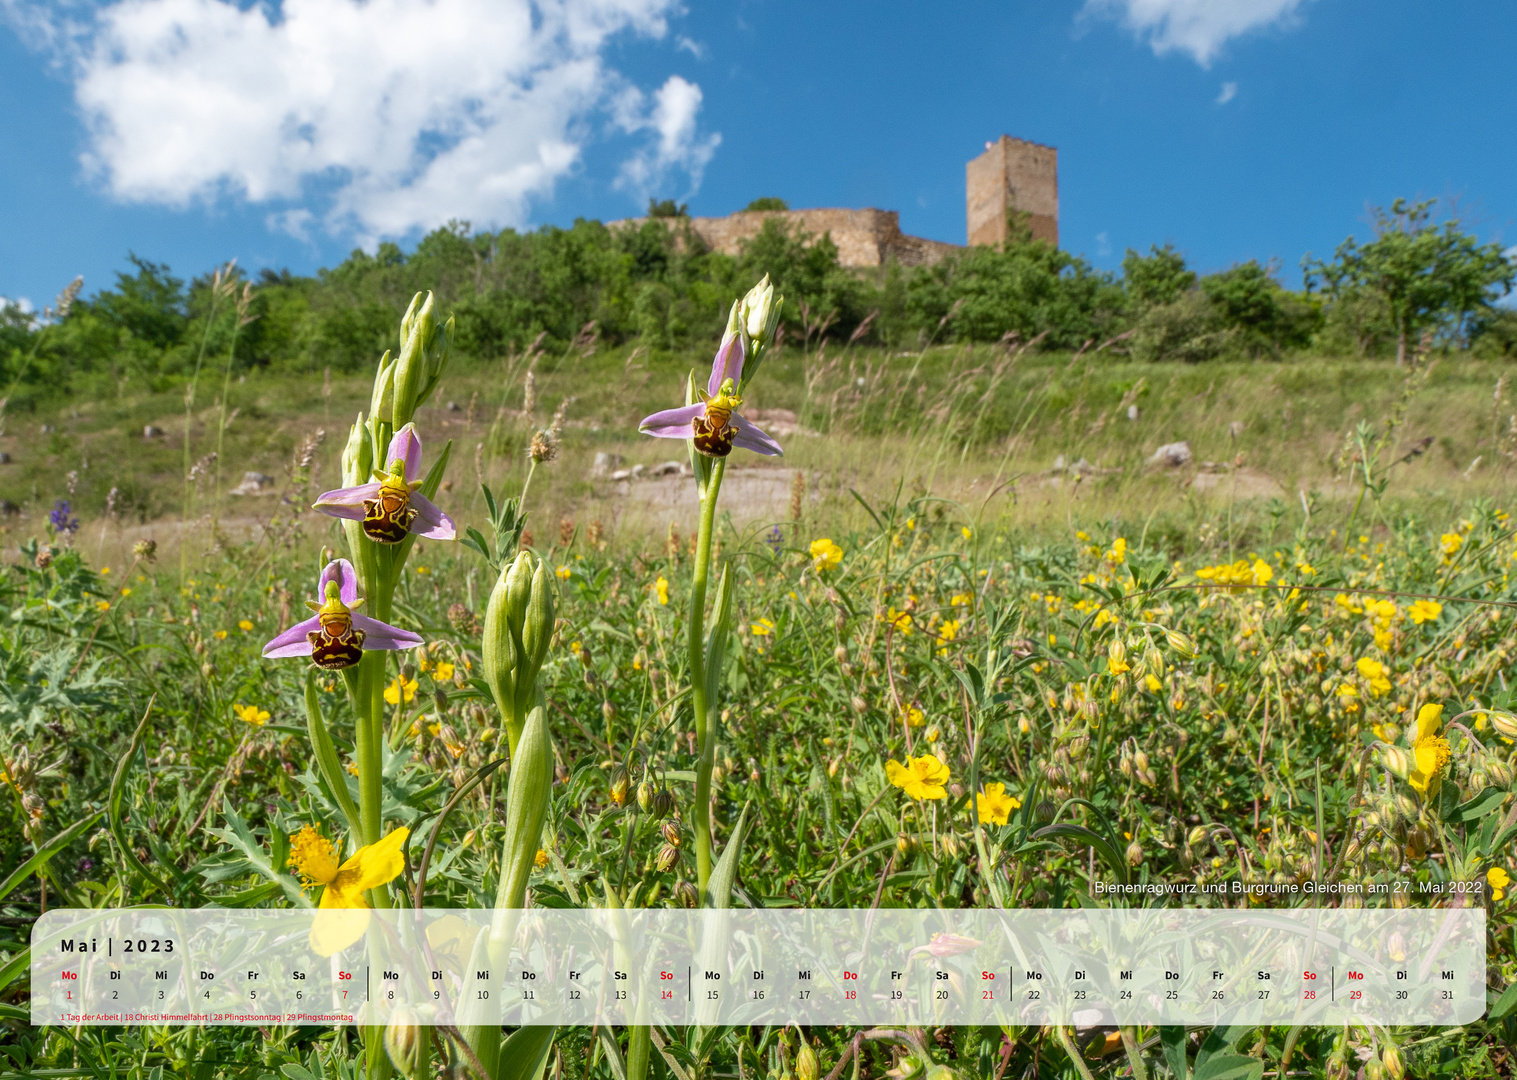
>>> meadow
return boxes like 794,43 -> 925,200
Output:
0,294 -> 1516,1080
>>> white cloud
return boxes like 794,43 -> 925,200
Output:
674,34 -> 704,58
1217,81 -> 1238,104
9,0 -> 717,239
1083,0 -> 1309,67
614,74 -> 720,201
1,296 -> 35,314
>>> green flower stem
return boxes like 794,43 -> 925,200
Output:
688,456 -> 727,896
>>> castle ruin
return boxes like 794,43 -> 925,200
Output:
967,136 -> 1058,248
613,135 -> 1057,268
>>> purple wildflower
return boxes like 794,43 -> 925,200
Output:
263,559 -> 422,670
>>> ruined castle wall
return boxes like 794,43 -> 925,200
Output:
610,208 -> 958,268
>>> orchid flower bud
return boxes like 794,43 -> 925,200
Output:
383,1005 -> 425,1078
482,563 -> 521,750
391,291 -> 435,427
369,351 -> 397,426
492,705 -> 554,912
414,314 -> 454,411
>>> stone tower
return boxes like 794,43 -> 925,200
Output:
966,136 -> 1058,248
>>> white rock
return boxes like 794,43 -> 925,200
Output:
143,425 -> 165,438
1147,441 -> 1193,468
609,469 -> 632,482
229,471 -> 276,496
631,464 -> 646,479
651,460 -> 682,477
590,451 -> 624,478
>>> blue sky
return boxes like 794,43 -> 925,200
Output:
2,0 -> 1514,310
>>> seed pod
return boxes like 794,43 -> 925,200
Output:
653,789 -> 676,819
1364,1057 -> 1385,1080
1381,745 -> 1411,780
1133,750 -> 1150,772
851,696 -> 867,715
1324,1050 -> 1348,1080
896,834 -> 918,857
660,820 -> 682,846
433,689 -> 448,712
1034,800 -> 1056,824
637,781 -> 656,814
796,1041 -> 820,1080
1490,712 -> 1517,738
675,879 -> 699,907
1485,756 -> 1513,787
939,832 -> 961,858
1126,840 -> 1144,866
833,645 -> 848,664
925,724 -> 941,744
602,700 -> 617,723
383,1005 -> 424,1078
1382,1044 -> 1404,1080
1187,826 -> 1210,848
1165,629 -> 1196,658
609,766 -> 630,806
656,843 -> 680,872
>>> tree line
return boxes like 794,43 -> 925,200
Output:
1,196 -> 1512,405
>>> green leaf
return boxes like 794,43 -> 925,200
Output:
1031,822 -> 1129,886
0,945 -> 29,994
109,698 -> 172,897
305,672 -> 363,842
0,808 -> 102,902
496,1025 -> 557,1080
1450,786 -> 1508,823
1159,1026 -> 1189,1080
704,564 -> 734,714
1192,1055 -> 1262,1080
705,802 -> 751,909
1490,979 -> 1517,1020
280,1065 -> 319,1080
205,807 -> 309,906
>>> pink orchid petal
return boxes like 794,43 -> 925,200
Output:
313,482 -> 381,520
318,559 -> 361,606
707,330 -> 745,397
731,416 -> 783,456
350,613 -> 423,650
387,424 -> 423,483
408,491 -> 456,540
640,402 -> 705,439
263,615 -> 322,658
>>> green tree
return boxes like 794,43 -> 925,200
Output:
1200,260 -> 1320,356
744,197 -> 789,212
1122,243 -> 1195,309
1305,198 -> 1516,365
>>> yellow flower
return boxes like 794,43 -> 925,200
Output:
1075,530 -> 1090,542
1408,704 -> 1450,796
975,782 -> 1020,825
1355,657 -> 1392,696
902,704 -> 925,728
751,618 -> 775,637
1407,599 -> 1442,625
415,566 -> 430,575
101,566 -> 111,575
1489,866 -> 1511,902
885,608 -> 913,636
655,576 -> 669,606
289,825 -> 410,955
95,600 -> 110,612
233,703 -> 270,726
1144,673 -> 1162,693
809,538 -> 844,572
961,526 -> 974,541
213,629 -> 228,640
238,619 -> 254,632
937,619 -> 960,642
535,849 -> 549,870
385,675 -> 420,705
905,517 -> 916,530
885,755 -> 951,800
1107,537 -> 1127,564
432,661 -> 455,682
1364,598 -> 1396,624
121,587 -> 132,597
1440,532 -> 1463,556
556,565 -> 571,580
950,592 -> 972,607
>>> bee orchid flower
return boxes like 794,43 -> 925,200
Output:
263,559 -> 422,669
638,321 -> 783,458
314,423 -> 456,544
